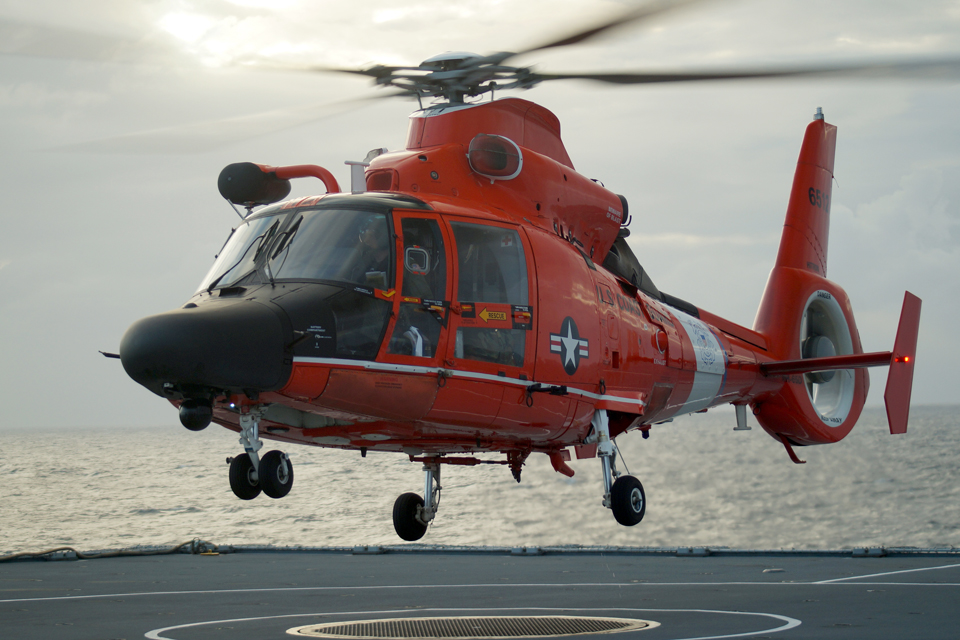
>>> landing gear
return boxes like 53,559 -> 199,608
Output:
593,409 -> 646,527
610,475 -> 645,525
227,408 -> 294,500
229,454 -> 261,500
393,493 -> 427,541
392,462 -> 440,541
259,450 -> 294,498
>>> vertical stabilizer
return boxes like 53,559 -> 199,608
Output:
774,108 -> 837,277
885,292 -> 921,434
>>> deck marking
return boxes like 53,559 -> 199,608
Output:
142,606 -> 800,640
2,578 -> 958,604
814,562 -> 960,584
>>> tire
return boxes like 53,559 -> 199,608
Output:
229,454 -> 261,500
393,492 -> 428,541
611,475 -> 645,526
259,450 -> 294,499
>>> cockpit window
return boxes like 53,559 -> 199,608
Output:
197,213 -> 284,292
269,208 -> 393,289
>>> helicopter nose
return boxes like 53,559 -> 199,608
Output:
119,300 -> 292,398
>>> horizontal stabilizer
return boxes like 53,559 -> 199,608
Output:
885,292 -> 921,435
760,351 -> 892,376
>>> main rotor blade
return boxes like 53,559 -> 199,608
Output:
49,93 -> 405,155
241,1 -> 719,74
519,0 -> 713,56
532,58 -> 960,86
237,60 -> 420,80
0,18 -> 181,64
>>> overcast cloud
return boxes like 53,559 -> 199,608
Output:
1,0 -> 958,429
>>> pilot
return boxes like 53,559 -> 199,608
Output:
351,216 -> 390,286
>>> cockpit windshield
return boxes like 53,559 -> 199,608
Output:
196,205 -> 398,293
196,212 -> 284,292
269,209 -> 393,290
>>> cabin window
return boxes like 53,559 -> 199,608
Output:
451,222 -> 528,305
451,221 -> 528,367
328,290 -> 392,360
388,218 -> 448,358
400,218 -> 447,299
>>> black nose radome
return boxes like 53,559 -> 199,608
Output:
120,299 -> 291,398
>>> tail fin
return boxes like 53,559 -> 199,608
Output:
885,292 -> 921,434
755,109 -> 847,356
774,108 -> 837,277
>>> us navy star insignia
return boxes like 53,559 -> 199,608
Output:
550,316 -> 589,375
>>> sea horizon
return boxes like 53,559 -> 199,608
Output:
3,405 -> 957,555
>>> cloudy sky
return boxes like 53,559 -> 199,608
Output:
1,0 -> 958,429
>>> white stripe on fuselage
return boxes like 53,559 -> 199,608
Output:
672,311 -> 726,414
291,357 -> 645,407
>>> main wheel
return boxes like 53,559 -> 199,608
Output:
610,475 -> 646,526
259,450 -> 294,499
229,454 -> 261,500
393,492 -> 428,541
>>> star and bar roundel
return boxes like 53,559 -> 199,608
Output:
550,316 -> 589,375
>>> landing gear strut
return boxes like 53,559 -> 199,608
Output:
227,407 -> 294,500
393,462 -> 440,541
593,409 -> 646,526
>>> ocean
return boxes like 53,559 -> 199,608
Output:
2,405 -> 958,554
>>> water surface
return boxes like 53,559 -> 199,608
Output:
2,406 -> 957,553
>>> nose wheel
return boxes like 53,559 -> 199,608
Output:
228,408 -> 294,500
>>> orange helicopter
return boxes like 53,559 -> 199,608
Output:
115,4 -> 927,541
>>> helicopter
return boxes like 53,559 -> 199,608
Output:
109,2 -> 932,541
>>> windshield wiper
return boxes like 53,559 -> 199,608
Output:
266,217 -> 302,279
271,217 -> 302,260
252,220 -> 280,262
206,229 -> 270,293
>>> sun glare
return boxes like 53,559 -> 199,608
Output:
373,8 -> 408,24
159,12 -> 216,43
225,0 -> 298,7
